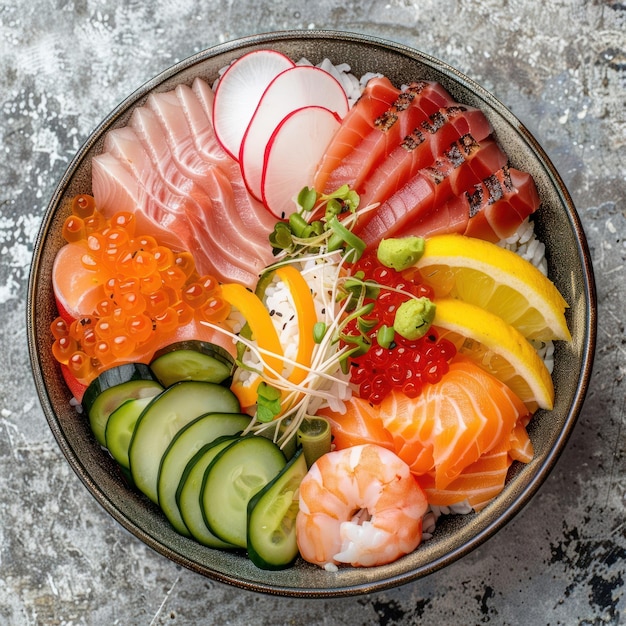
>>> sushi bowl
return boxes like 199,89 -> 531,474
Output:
27,30 -> 596,596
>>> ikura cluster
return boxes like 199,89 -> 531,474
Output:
50,194 -> 231,384
344,253 -> 457,405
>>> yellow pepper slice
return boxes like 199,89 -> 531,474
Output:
275,265 -> 317,385
220,282 -> 284,407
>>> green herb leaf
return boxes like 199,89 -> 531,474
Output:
256,382 -> 282,423
297,186 -> 318,212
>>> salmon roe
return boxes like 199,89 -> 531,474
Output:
51,195 -> 231,383
344,253 -> 457,405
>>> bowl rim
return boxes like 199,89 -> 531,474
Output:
27,28 -> 597,597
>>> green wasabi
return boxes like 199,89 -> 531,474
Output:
376,236 -> 425,271
394,297 -> 436,340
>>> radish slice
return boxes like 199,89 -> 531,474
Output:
262,106 -> 341,219
240,65 -> 349,201
212,49 -> 295,160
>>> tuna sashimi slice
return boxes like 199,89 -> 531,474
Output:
357,137 -> 509,247
322,81 -> 457,196
401,166 -> 541,243
313,76 -> 401,193
356,105 -> 493,224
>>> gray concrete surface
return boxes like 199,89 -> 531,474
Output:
1,1 -> 624,624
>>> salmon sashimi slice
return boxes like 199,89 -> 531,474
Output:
317,395 -> 396,452
313,76 -> 401,193
358,136 -> 509,247
354,105 -> 493,231
321,81 -> 457,196
416,439 -> 514,512
377,356 -> 529,490
508,422 -> 534,463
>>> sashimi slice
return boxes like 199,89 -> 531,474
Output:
212,49 -> 295,160
91,152 -> 191,252
322,81 -> 457,196
417,440 -> 513,512
463,168 -> 541,242
103,127 -> 198,235
356,105 -> 493,223
357,137 -> 509,247
317,395 -> 396,452
175,82 -> 229,165
377,356 -> 528,490
509,422 -> 534,463
240,65 -> 349,200
314,76 -> 401,192
129,106 -> 213,211
52,241 -> 108,320
146,91 -> 274,275
261,106 -> 341,219
181,79 -> 278,236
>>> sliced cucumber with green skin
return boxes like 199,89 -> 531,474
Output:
201,436 -> 286,548
84,364 -> 163,447
105,395 -> 155,469
150,341 -> 235,388
157,412 -> 251,535
176,436 -> 240,549
129,381 -> 240,503
247,448 -> 308,570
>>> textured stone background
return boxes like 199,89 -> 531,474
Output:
1,0 -> 624,624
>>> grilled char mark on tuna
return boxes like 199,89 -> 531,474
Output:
354,105 -> 494,233
320,81 -> 457,196
399,166 -> 541,243
357,135 -> 509,247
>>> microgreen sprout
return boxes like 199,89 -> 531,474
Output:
269,185 -> 364,260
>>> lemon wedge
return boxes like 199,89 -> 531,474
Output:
434,298 -> 555,412
415,233 -> 571,342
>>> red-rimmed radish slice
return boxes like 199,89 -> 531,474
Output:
240,65 -> 349,201
262,106 -> 341,219
212,49 -> 295,160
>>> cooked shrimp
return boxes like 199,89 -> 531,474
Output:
296,444 -> 428,569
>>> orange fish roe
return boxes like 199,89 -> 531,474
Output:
51,194 -> 232,384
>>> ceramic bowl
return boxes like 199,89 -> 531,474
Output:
27,30 -> 596,596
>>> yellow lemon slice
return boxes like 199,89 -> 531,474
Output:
415,233 -> 571,342
434,298 -> 555,412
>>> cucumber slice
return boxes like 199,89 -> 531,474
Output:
247,448 -> 307,570
129,381 -> 240,503
176,436 -> 240,549
201,436 -> 286,548
105,395 -> 155,469
157,412 -> 251,535
84,364 -> 163,446
150,341 -> 235,388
